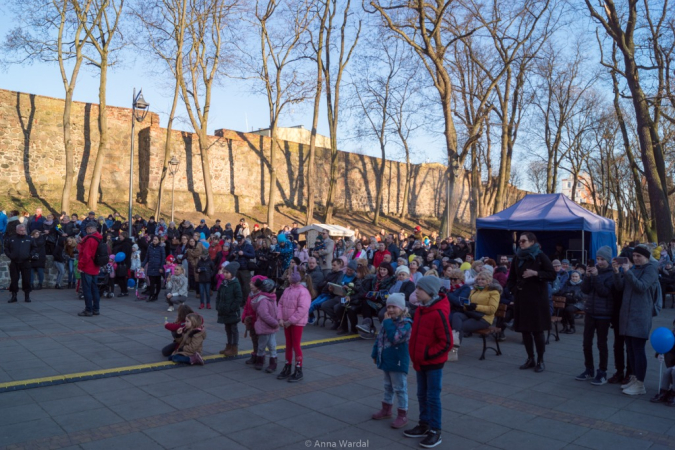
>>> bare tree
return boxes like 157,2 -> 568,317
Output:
527,159 -> 548,193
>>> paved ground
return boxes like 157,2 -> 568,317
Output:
0,288 -> 674,450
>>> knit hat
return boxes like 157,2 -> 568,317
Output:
224,262 -> 240,276
386,293 -> 406,311
417,276 -> 442,297
633,246 -> 651,259
347,260 -> 358,271
596,246 -> 612,261
453,258 -> 463,265
561,259 -> 570,264
277,233 -> 287,243
551,259 -> 561,267
395,265 -> 410,276
290,267 -> 301,284
252,275 -> 268,287
482,265 -> 494,276
260,279 -> 276,293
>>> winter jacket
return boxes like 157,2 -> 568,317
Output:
4,234 -> 35,266
581,266 -> 615,318
0,211 -> 6,233
28,215 -> 45,233
30,235 -> 47,269
468,286 -> 500,325
230,242 -> 255,268
371,316 -> 412,373
506,251 -> 556,333
445,283 -> 472,310
52,236 -> 66,263
373,250 -> 391,268
173,327 -> 206,357
79,232 -> 103,276
614,261 -> 660,339
252,292 -> 280,335
196,257 -> 215,283
277,283 -> 311,326
143,243 -> 166,277
306,266 -> 325,296
317,237 -> 334,271
130,250 -> 141,271
242,291 -> 259,328
195,224 -> 210,239
170,273 -> 188,298
112,238 -> 133,267
557,282 -> 585,308
216,278 -> 242,324
409,293 -> 452,372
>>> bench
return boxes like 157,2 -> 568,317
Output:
475,303 -> 508,360
546,296 -> 567,344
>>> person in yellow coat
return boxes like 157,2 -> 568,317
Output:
451,272 -> 500,345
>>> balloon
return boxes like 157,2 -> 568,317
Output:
650,327 -> 675,354
127,279 -> 136,288
114,252 -> 126,263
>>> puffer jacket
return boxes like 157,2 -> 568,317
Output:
170,273 -> 188,297
4,234 -> 34,265
581,267 -> 614,317
445,283 -> 471,311
277,283 -> 311,326
468,286 -> 500,325
371,316 -> 412,373
614,260 -> 660,339
557,282 -> 585,308
216,277 -> 242,324
252,291 -> 279,335
173,326 -> 206,357
196,257 -> 215,283
143,243 -> 166,276
409,293 -> 452,372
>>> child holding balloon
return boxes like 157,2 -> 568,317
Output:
650,320 -> 675,407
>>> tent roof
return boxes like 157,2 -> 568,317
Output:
296,224 -> 355,237
476,194 -> 615,232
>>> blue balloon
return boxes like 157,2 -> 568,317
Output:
127,279 -> 136,288
115,252 -> 126,263
650,327 -> 675,354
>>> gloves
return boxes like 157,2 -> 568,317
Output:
465,303 -> 477,311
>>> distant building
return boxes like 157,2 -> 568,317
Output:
250,125 -> 331,149
560,173 -> 597,204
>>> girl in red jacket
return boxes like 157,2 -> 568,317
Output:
242,275 -> 267,365
404,276 -> 451,449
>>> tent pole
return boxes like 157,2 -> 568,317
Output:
581,230 -> 585,265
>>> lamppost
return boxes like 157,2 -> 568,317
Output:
168,156 -> 180,223
128,88 -> 149,234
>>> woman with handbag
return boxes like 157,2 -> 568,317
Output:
506,232 -> 556,373
451,272 -> 499,345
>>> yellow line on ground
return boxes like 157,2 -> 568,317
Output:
0,333 -> 359,390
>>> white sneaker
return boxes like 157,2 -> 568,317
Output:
622,380 -> 646,396
167,306 -> 174,312
621,375 -> 637,389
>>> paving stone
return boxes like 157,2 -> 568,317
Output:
107,397 -> 177,421
488,429 -> 567,450
52,407 -> 125,433
572,429 -> 652,450
514,417 -> 590,442
197,409 -> 270,434
553,399 -> 619,421
144,420 -> 222,449
40,394 -> 105,416
0,417 -> 65,447
468,404 -> 537,429
80,432 -> 165,450
227,422 -> 307,450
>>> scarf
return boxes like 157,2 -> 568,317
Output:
517,243 -> 541,267
569,279 -> 582,286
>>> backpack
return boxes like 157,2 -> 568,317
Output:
87,236 -> 109,267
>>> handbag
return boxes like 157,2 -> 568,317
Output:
464,310 -> 485,321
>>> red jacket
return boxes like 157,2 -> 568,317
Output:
78,232 -> 103,276
373,250 -> 391,268
409,293 -> 453,372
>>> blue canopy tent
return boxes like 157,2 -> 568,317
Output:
475,194 -> 617,263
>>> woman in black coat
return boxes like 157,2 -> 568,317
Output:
112,232 -> 133,266
506,232 -> 556,373
142,235 -> 166,302
30,230 -> 47,290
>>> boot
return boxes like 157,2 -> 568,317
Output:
8,292 -> 17,303
245,352 -> 257,365
667,391 -> 675,407
372,402 -> 393,420
535,358 -> 545,373
519,358 -> 536,370
265,357 -> 277,373
254,355 -> 265,371
607,371 -> 624,384
189,353 -> 205,365
650,389 -> 670,403
390,409 -> 408,429
24,292 -> 31,303
288,364 -> 303,382
219,344 -> 231,355
36,283 -> 42,290
277,363 -> 292,380
224,345 -> 238,357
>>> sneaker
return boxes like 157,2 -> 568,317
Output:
591,370 -> 607,386
403,422 -> 430,438
167,306 -> 174,312
623,380 -> 646,396
607,372 -> 624,384
621,375 -> 637,390
575,368 -> 594,381
419,429 -> 442,448
78,310 -> 93,317
93,311 -> 100,316
356,318 -> 373,334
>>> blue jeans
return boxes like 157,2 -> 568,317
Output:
417,369 -> 442,430
199,282 -> 211,304
169,354 -> 191,364
67,259 -> 75,284
53,262 -> 65,286
31,268 -> 44,286
308,293 -> 331,315
384,371 -> 408,410
81,272 -> 100,313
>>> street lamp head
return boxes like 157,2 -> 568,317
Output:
133,91 -> 150,122
169,156 -> 179,166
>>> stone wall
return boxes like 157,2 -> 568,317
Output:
0,87 -> 494,221
0,255 -> 62,289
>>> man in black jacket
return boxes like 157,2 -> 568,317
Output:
5,224 -> 35,303
231,235 -> 255,302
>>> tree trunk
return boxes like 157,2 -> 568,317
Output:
324,129 -> 338,224
60,88 -> 76,214
373,143 -> 386,225
267,126 -> 278,230
469,143 -> 479,229
400,142 -> 411,218
439,87 -> 458,238
87,57 -> 108,210
198,132 -> 215,216
154,79 -> 181,220
306,96 -> 320,226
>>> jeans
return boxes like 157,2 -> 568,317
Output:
661,367 -> 675,390
416,369 -> 442,430
199,282 -> 211,304
451,313 -> 490,343
308,293 -> 331,315
53,261 -> 65,286
81,272 -> 100,313
225,323 -> 239,346
384,371 -> 408,410
583,315 -> 610,372
31,268 -> 44,286
169,354 -> 191,364
625,336 -> 648,382
67,259 -> 75,284
257,333 -> 277,357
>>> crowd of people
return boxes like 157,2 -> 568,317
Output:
2,207 -> 675,448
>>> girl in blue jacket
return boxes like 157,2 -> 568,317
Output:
371,293 -> 413,430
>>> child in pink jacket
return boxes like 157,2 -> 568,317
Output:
252,278 -> 280,373
276,267 -> 311,382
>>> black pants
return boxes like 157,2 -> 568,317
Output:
321,297 -> 341,322
583,315 -> 610,372
562,305 -> 579,328
522,331 -> 545,361
162,342 -> 177,357
149,275 -> 162,298
238,270 -> 251,305
9,261 -> 31,294
611,312 -> 631,375
626,336 -> 648,382
116,277 -> 129,294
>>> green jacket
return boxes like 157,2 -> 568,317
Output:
217,278 -> 242,324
